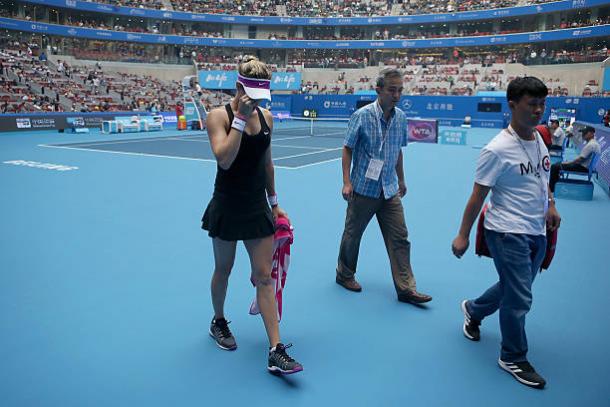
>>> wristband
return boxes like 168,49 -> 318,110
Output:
235,113 -> 248,121
267,194 -> 278,207
231,117 -> 246,132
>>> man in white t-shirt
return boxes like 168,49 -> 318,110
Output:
548,119 -> 565,155
549,126 -> 601,192
451,77 -> 561,389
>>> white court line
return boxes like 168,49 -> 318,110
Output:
172,138 -> 209,143
38,143 -> 294,169
286,157 -> 342,170
39,144 -> 218,163
272,147 -> 342,161
127,134 -> 315,144
180,136 -> 208,141
47,136 -> 192,148
166,135 -> 335,151
272,144 -> 328,150
171,138 -> 327,150
272,135 -> 314,141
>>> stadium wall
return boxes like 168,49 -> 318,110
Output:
282,95 -> 608,125
2,97 -> 606,133
2,17 -> 609,49
0,112 -> 175,132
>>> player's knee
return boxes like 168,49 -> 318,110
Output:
253,269 -> 273,287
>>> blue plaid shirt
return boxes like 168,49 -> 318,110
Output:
344,101 -> 409,199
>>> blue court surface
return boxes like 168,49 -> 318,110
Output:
1,124 -> 609,407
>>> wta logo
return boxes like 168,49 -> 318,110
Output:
409,122 -> 436,141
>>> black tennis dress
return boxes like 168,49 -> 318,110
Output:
201,104 -> 274,241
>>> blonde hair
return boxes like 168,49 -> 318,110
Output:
238,56 -> 272,80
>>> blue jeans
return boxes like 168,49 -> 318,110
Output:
467,229 -> 546,362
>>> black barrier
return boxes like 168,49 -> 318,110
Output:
0,112 -> 170,133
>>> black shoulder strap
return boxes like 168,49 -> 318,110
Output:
256,107 -> 270,133
225,104 -> 233,122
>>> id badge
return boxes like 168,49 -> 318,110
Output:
365,159 -> 384,181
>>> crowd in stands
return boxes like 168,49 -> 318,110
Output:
1,46 -> 64,112
62,16 -> 224,38
285,0 -> 391,18
0,41 -> 239,114
83,0 -> 561,17
86,0 -> 167,10
0,42 -> 186,113
547,15 -> 610,30
522,46 -> 610,65
394,0 -> 558,15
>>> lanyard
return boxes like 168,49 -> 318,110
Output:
507,125 -> 548,203
375,101 -> 390,155
508,125 -> 542,177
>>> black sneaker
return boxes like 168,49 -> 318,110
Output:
498,359 -> 546,389
268,343 -> 303,375
209,317 -> 237,351
461,300 -> 480,341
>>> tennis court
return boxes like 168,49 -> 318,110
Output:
1,124 -> 609,407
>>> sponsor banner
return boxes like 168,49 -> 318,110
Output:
407,118 -> 438,143
198,71 -> 237,90
19,0 -> 607,26
160,112 -> 178,124
439,129 -> 467,145
262,95 -> 292,112
16,118 -> 31,129
67,115 -> 111,128
0,112 -> 172,132
66,117 -> 86,128
81,116 -> 106,127
29,117 -> 57,129
197,71 -> 301,91
0,115 -> 66,132
271,72 -> 301,91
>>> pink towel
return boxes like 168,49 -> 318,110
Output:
249,216 -> 293,321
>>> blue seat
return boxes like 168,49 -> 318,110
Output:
549,136 -> 569,161
560,153 -> 599,182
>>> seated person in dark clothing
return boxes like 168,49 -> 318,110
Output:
549,126 -> 601,192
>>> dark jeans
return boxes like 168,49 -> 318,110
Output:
549,162 -> 588,192
467,229 -> 546,362
336,192 -> 416,293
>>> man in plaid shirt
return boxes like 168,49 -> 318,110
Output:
335,68 -> 432,304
